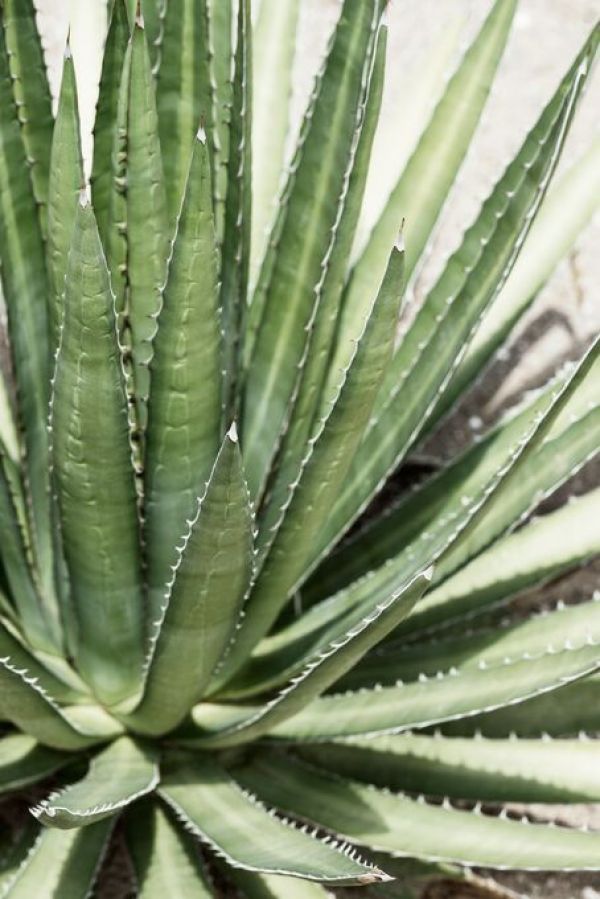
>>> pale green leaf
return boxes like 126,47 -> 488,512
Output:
242,0 -> 384,501
51,199 -> 144,707
131,430 -> 253,736
237,754 -> 600,870
0,735 -> 68,796
159,755 -> 389,886
298,732 -> 600,803
145,130 -> 222,620
32,737 -> 159,829
127,800 -> 214,898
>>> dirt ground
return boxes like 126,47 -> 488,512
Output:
10,2 -> 600,897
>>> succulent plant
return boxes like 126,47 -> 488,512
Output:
0,0 -> 599,896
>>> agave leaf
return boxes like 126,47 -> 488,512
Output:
442,673 -> 600,739
318,27 -> 599,558
0,16 -> 56,637
0,818 -> 113,899
430,135 -> 600,427
228,868 -> 331,899
242,0 -> 384,501
0,820 -> 38,895
0,657 -> 99,751
195,568 -> 431,748
268,641 -> 600,742
0,446 -> 51,652
91,0 -> 130,246
311,341 -> 600,603
32,737 -> 159,829
0,734 -> 68,796
237,754 -> 600,871
261,27 -> 388,528
47,47 -> 85,355
121,22 -> 170,438
221,241 -> 402,681
221,0 -> 252,417
298,732 -> 600,804
141,0 -> 166,71
251,0 -> 300,285
0,616 -> 82,704
218,523 -> 427,701
159,755 -> 389,886
206,0 -> 233,241
131,429 -> 253,736
0,375 -> 18,464
156,0 -> 211,218
51,198 -> 144,707
392,486 -> 600,639
127,799 -> 214,897
145,129 -> 222,620
341,592 -> 600,691
341,0 -> 517,346
1,0 -> 53,236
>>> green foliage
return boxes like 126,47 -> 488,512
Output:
0,1 -> 598,896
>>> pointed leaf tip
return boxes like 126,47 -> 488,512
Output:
197,125 -> 207,144
228,422 -> 239,443
78,188 -> 90,208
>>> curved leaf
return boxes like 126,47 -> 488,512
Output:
195,568 -> 431,747
431,135 -> 600,425
1,819 -> 113,899
51,198 -> 144,707
221,241 -> 402,680
242,0 -> 384,500
0,657 -> 98,751
131,430 -> 253,736
127,799 -> 214,897
237,754 -> 600,871
342,0 -> 517,344
298,732 -> 600,804
318,28 -> 599,557
0,735 -> 68,796
0,616 -> 82,704
145,129 -> 222,619
32,737 -> 159,829
268,641 -> 600,742
159,755 -> 389,885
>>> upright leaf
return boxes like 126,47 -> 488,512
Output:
127,800 -> 214,898
241,0 -> 384,501
0,16 -> 56,636
220,242 -> 402,680
206,0 -> 233,240
131,430 -> 253,736
91,0 -> 130,246
156,0 -> 212,218
47,47 -> 85,355
141,0 -> 167,71
145,130 -> 222,619
159,755 -> 389,885
221,0 -> 252,418
1,819 -> 113,899
51,199 -> 144,707
251,0 -> 300,283
340,0 -> 517,351
262,26 -> 389,525
316,28 -> 599,559
1,0 -> 53,235
32,737 -> 159,829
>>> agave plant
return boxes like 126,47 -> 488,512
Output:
0,0 -> 599,895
